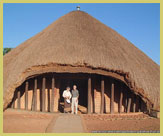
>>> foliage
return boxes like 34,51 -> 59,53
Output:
3,48 -> 12,55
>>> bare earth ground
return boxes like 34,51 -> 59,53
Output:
3,109 -> 59,133
81,113 -> 160,132
4,109 -> 160,133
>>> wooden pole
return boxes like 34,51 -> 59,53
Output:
42,77 -> 46,112
34,78 -> 37,111
125,93 -> 128,112
119,85 -> 123,113
135,95 -> 139,112
31,90 -> 34,110
100,77 -> 104,114
11,100 -> 15,108
51,77 -> 55,112
110,80 -> 114,114
14,101 -> 16,108
127,96 -> 132,113
87,77 -> 91,114
31,79 -> 37,111
139,97 -> 141,112
25,81 -> 29,110
124,86 -> 128,113
11,101 -> 14,108
140,99 -> 143,112
17,89 -> 21,109
132,94 -> 136,113
91,78 -> 95,113
12,93 -> 16,109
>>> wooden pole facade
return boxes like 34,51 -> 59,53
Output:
17,89 -> 21,109
87,77 -> 91,114
110,80 -> 114,114
119,85 -> 123,113
51,77 -> 55,112
25,81 -> 29,110
42,77 -> 46,112
100,77 -> 104,114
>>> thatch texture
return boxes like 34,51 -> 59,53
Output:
3,11 -> 160,111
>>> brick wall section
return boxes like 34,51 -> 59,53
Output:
104,93 -> 110,113
14,87 -> 60,112
94,90 -> 101,113
93,90 -> 125,113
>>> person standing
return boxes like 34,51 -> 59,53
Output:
71,85 -> 79,114
62,86 -> 72,113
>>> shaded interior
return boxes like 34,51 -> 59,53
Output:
8,72 -> 147,114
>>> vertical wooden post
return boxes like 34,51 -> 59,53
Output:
31,90 -> 34,110
25,81 -> 29,110
42,77 -> 46,112
119,85 -> 123,113
13,93 -> 16,109
34,78 -> 37,111
14,101 -> 16,108
51,77 -> 55,112
17,89 -> 21,109
11,100 -> 15,108
32,79 -> 37,111
125,92 -> 128,112
127,95 -> 132,113
123,86 -> 128,112
140,99 -> 144,112
91,77 -> 95,113
135,95 -> 139,112
11,102 -> 14,108
87,77 -> 91,114
110,80 -> 114,114
100,77 -> 104,114
132,94 -> 136,113
139,97 -> 142,112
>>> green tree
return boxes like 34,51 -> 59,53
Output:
3,48 -> 12,56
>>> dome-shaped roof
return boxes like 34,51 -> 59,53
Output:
3,11 -> 160,111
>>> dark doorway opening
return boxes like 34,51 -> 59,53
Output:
59,77 -> 88,113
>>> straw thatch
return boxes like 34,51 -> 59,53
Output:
3,11 -> 160,111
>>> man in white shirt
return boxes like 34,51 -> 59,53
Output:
62,87 -> 72,113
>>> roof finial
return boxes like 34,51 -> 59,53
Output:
76,6 -> 80,11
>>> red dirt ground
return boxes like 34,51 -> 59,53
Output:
81,113 -> 160,132
3,109 -> 160,133
3,109 -> 58,133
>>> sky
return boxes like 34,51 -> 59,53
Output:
3,3 -> 160,64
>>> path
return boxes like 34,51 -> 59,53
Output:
49,114 -> 84,133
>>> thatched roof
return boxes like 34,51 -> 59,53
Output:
3,11 -> 160,111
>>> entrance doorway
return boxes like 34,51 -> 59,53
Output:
59,77 -> 88,113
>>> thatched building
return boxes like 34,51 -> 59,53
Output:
3,10 -> 160,114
